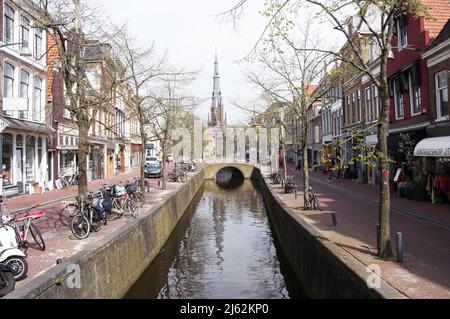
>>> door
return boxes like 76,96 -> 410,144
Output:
120,150 -> 125,173
16,149 -> 23,183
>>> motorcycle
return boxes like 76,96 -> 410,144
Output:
0,215 -> 28,281
0,263 -> 15,297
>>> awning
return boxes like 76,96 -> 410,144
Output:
414,137 -> 450,157
0,116 -> 55,135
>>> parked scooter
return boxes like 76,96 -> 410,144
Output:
0,216 -> 28,281
0,263 -> 15,297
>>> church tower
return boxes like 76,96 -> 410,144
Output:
207,51 -> 226,128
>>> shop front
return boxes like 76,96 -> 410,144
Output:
413,123 -> 450,204
0,117 -> 54,196
131,143 -> 141,168
89,143 -> 105,181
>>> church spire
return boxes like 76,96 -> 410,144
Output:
208,50 -> 226,128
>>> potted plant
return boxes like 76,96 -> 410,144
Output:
31,181 -> 42,194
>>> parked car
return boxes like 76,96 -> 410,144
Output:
145,163 -> 163,178
146,156 -> 160,166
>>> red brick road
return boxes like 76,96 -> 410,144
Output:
281,164 -> 450,298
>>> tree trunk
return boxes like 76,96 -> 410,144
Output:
377,55 -> 393,258
77,121 -> 89,194
139,120 -> 146,192
161,141 -> 167,190
302,121 -> 309,210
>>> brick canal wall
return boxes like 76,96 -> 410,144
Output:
7,164 -> 405,299
257,172 -> 405,299
5,170 -> 205,299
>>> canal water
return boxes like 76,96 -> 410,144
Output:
125,179 -> 306,299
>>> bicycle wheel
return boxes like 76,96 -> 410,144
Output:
312,196 -> 322,211
133,192 -> 145,207
29,223 -> 46,251
71,214 -> 90,239
180,173 -> 187,182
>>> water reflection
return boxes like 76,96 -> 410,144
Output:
125,180 -> 306,299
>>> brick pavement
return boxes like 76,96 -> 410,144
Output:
274,164 -> 450,298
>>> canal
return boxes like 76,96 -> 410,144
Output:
125,178 -> 306,299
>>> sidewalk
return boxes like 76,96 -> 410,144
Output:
273,164 -> 450,298
2,170 -> 140,212
306,167 -> 450,225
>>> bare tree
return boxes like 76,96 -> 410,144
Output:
149,74 -> 199,190
225,0 -> 428,259
25,0 -> 124,194
245,16 -> 332,210
111,29 -> 168,192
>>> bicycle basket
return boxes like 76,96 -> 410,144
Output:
126,183 -> 138,194
113,185 -> 126,196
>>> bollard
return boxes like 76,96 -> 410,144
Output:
295,188 -> 297,199
396,232 -> 403,263
376,224 -> 380,257
331,212 -> 337,226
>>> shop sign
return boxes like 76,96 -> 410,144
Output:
414,137 -> 450,157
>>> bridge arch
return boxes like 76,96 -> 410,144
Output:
204,163 -> 260,180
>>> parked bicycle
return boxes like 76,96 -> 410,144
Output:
70,192 -> 107,240
271,172 -> 282,184
284,176 -> 297,194
306,186 -> 322,211
168,169 -> 187,183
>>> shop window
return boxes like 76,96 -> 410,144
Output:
1,133 -> 13,186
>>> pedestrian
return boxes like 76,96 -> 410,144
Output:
327,157 -> 335,182
296,157 -> 302,172
279,155 -> 284,169
313,160 -> 318,173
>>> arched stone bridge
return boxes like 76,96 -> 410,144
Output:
204,162 -> 265,180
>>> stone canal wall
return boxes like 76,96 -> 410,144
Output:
6,170 -> 205,299
257,172 -> 405,299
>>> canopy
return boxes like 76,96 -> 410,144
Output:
414,137 -> 450,157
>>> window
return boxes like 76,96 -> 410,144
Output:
369,39 -> 379,62
365,88 -> 372,122
4,63 -> 15,98
34,28 -> 43,60
20,70 -> 30,119
4,4 -> 14,44
21,16 -> 30,49
397,16 -> 408,49
409,74 -> 421,116
351,92 -> 356,123
394,79 -> 404,119
372,85 -> 379,120
436,70 -> 448,120
34,77 -> 42,121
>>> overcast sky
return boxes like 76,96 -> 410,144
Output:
91,0 -> 268,124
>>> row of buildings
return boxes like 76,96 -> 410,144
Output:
283,1 -> 449,203
0,0 -> 146,197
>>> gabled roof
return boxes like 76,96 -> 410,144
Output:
429,17 -> 450,48
422,0 -> 450,40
